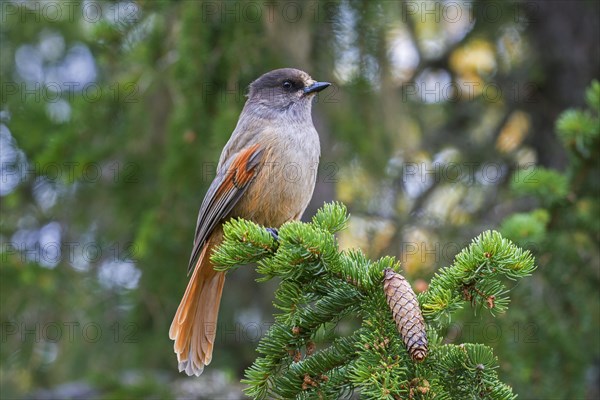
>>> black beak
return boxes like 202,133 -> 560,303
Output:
304,81 -> 331,94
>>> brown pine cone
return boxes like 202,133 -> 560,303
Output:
383,269 -> 428,362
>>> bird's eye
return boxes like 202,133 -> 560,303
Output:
282,81 -> 293,90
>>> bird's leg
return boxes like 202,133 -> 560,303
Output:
265,228 -> 279,242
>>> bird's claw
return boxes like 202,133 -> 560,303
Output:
266,228 -> 279,242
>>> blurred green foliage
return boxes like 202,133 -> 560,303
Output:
496,81 -> 599,400
1,0 -> 598,399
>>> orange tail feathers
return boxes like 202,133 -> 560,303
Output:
169,237 -> 226,376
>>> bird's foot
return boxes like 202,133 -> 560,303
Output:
266,228 -> 279,242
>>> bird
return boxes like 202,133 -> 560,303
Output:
169,68 -> 331,376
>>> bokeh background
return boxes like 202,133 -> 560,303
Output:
1,1 -> 599,399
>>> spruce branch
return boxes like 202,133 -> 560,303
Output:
212,203 -> 536,399
428,343 -> 516,400
556,80 -> 599,159
212,218 -> 277,271
419,230 -> 536,328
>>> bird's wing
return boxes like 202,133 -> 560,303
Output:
187,143 -> 264,274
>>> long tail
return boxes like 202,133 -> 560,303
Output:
169,237 -> 226,376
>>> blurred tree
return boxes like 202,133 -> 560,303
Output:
496,81 -> 600,399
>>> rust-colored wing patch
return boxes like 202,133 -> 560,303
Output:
215,143 -> 263,196
187,144 -> 264,274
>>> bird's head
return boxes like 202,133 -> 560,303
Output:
247,68 -> 330,114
